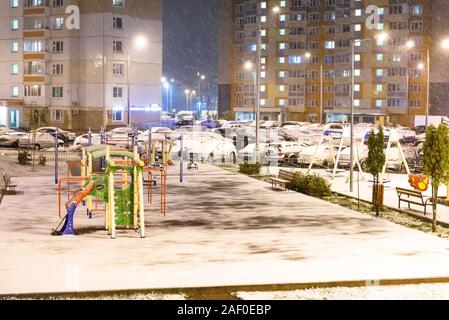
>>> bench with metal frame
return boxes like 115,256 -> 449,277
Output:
270,169 -> 294,191
396,187 -> 432,215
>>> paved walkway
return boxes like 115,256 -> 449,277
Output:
268,167 -> 449,225
2,165 -> 449,295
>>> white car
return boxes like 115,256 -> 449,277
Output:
266,142 -> 311,164
19,133 -> 65,150
0,131 -> 28,148
172,132 -> 237,163
74,133 -> 101,147
237,143 -> 270,162
298,145 -> 338,167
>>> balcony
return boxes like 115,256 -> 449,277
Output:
387,107 -> 407,115
288,105 -> 306,113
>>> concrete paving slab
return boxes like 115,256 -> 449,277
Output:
2,165 -> 449,295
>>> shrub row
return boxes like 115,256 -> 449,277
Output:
239,163 -> 262,175
288,172 -> 332,198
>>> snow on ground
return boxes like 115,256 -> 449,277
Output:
236,283 -> 449,300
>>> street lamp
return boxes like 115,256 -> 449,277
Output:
163,82 -> 170,113
349,32 -> 388,192
244,60 -> 257,120
127,35 -> 148,127
197,74 -> 206,118
254,5 -> 280,163
184,89 -> 190,111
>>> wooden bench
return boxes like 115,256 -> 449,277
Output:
270,169 -> 295,191
396,187 -> 432,215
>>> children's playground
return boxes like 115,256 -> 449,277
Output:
4,135 -> 449,296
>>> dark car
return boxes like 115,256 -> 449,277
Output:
414,126 -> 427,135
201,119 -> 218,129
176,120 -> 194,127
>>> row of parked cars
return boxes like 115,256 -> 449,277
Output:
0,121 -> 427,173
0,125 -> 76,149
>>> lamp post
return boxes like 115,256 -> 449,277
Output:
184,89 -> 190,111
127,35 -> 147,127
197,73 -> 206,118
350,32 -> 388,192
254,5 -> 280,163
244,60 -> 257,120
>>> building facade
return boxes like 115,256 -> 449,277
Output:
0,0 -> 162,131
220,0 -> 448,127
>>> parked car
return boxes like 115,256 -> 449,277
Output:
297,145 -> 338,167
266,142 -> 310,165
0,131 -> 28,148
237,143 -> 270,163
74,133 -> 102,147
36,127 -> 76,144
201,119 -> 218,129
176,120 -> 194,127
19,133 -> 65,150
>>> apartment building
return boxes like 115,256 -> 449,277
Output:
0,0 -> 162,131
220,0 -> 448,127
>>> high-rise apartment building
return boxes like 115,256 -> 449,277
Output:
0,0 -> 162,131
219,0 -> 449,127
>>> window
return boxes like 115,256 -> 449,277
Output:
53,0 -> 64,7
11,64 -> 19,75
113,40 -> 123,53
113,109 -> 123,122
10,0 -> 19,8
25,61 -> 44,74
53,17 -> 64,30
113,87 -> 123,98
11,86 -> 19,97
53,64 -> 64,75
52,40 -> 64,53
113,17 -> 123,29
11,19 -> 19,30
52,109 -> 64,122
11,41 -> 19,53
112,63 -> 124,76
52,86 -> 64,98
24,39 -> 44,52
112,0 -> 125,7
24,85 -> 42,97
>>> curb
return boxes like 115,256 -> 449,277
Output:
3,277 -> 449,300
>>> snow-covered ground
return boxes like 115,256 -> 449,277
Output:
237,283 -> 449,300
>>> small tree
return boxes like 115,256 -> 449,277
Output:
366,126 -> 386,217
423,125 -> 449,232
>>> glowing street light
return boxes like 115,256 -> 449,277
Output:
406,40 -> 415,49
442,38 -> 449,50
134,35 -> 147,50
272,6 -> 280,14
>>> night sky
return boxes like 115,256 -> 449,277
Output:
163,0 -> 219,104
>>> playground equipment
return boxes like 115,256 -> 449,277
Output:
53,145 -> 146,239
306,127 -> 364,180
409,174 -> 429,192
380,128 -> 411,182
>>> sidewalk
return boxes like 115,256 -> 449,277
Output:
269,167 -> 449,226
2,165 -> 449,295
